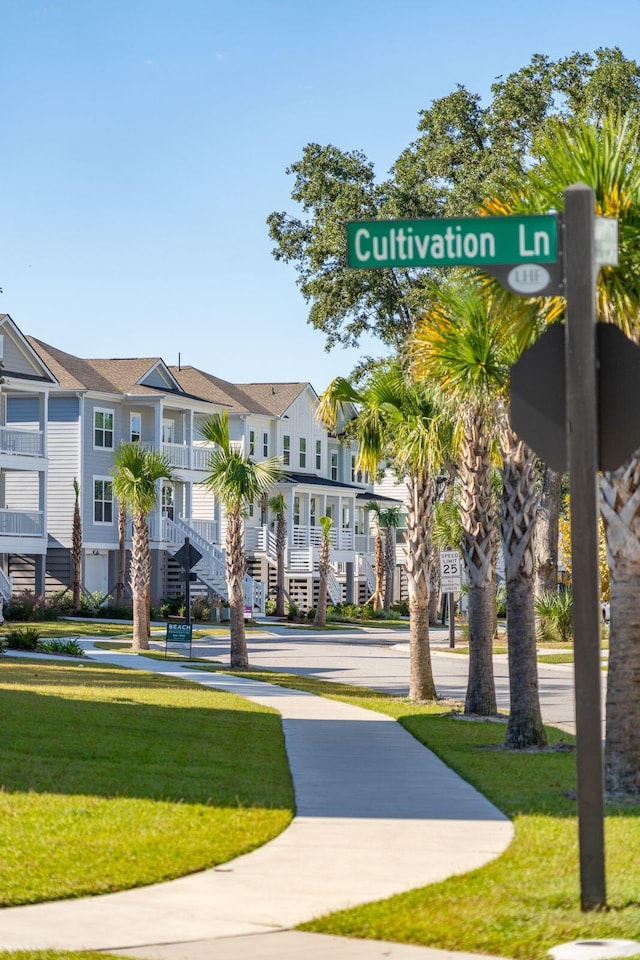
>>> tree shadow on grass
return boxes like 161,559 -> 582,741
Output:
0,665 -> 293,809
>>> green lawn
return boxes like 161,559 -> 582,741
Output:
0,621 -> 136,639
0,659 -> 294,905
215,668 -> 640,960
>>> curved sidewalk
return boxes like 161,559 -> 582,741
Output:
0,647 -> 513,957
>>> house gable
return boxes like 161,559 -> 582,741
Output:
0,315 -> 58,384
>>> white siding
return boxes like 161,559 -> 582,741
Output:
278,388 -> 325,473
47,398 -> 81,546
4,470 -> 40,510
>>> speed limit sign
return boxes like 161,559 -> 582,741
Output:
439,550 -> 462,592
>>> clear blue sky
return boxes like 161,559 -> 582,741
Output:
1,0 -> 638,391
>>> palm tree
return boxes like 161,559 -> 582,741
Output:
111,443 -> 174,651
318,361 -> 445,701
412,277 -> 547,745
314,515 -> 333,627
115,498 -> 127,607
72,478 -> 82,613
381,505 -> 402,611
200,412 -> 283,668
268,492 -> 287,617
509,114 -> 640,787
365,500 -> 385,610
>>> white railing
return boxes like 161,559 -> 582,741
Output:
326,566 -> 343,605
188,518 -> 219,544
140,441 -> 211,472
0,567 -> 12,601
164,516 -> 265,615
292,525 -> 354,550
0,426 -> 44,457
289,548 -> 313,571
0,508 -> 44,537
357,554 -> 377,592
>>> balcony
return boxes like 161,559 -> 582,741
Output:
0,508 -> 45,538
0,426 -> 44,458
159,442 -> 211,472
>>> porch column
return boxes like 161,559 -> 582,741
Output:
39,470 -> 47,537
183,482 -> 192,525
288,487 -> 295,547
35,554 -> 45,596
345,561 -> 355,603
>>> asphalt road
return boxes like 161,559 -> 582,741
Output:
188,623 -> 586,735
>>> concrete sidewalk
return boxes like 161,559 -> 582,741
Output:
0,645 -> 513,960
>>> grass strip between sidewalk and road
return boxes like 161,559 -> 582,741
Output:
188,666 -> 640,960
0,659 -> 294,906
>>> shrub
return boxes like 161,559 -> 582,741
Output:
37,638 -> 84,657
361,602 -> 375,621
287,601 -> 299,622
496,583 -> 507,619
0,638 -> 7,656
4,590 -> 57,622
95,604 -> 132,619
5,626 -> 41,650
191,596 -> 211,622
535,589 -> 573,645
265,596 -> 277,615
160,596 -> 184,618
49,589 -> 74,614
391,600 -> 410,617
306,607 -> 316,621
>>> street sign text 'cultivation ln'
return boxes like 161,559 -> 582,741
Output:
347,214 -> 557,269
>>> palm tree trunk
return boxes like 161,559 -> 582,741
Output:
130,514 -> 150,651
534,465 -> 562,598
601,462 -> 640,795
501,429 -> 546,749
226,509 -> 249,668
465,582 -> 497,714
428,552 -> 440,626
459,410 -> 497,715
116,500 -> 127,607
314,539 -> 329,627
384,525 -> 395,611
405,474 -> 436,701
72,501 -> 82,613
275,511 -> 286,618
373,532 -> 384,610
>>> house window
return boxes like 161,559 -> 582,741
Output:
248,501 -> 254,518
249,430 -> 255,456
355,507 -> 365,535
263,432 -> 269,457
351,454 -> 356,483
94,478 -> 113,524
310,497 -> 317,527
162,419 -> 175,444
130,413 -> 142,443
299,437 -> 306,468
94,409 -> 114,449
161,484 -> 174,521
315,440 -> 322,470
283,435 -> 290,465
330,452 -> 338,481
293,495 -> 300,526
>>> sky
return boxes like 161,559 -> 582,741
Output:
1,0 -> 639,393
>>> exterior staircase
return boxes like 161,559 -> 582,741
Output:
0,567 -> 12,605
164,517 -> 265,615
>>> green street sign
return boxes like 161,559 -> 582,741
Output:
166,621 -> 192,643
346,214 -> 557,269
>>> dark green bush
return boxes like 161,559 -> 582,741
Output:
37,638 -> 84,657
4,591 -> 58,622
5,626 -> 41,649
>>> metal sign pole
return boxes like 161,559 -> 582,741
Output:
564,184 -> 606,910
448,592 -> 455,648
